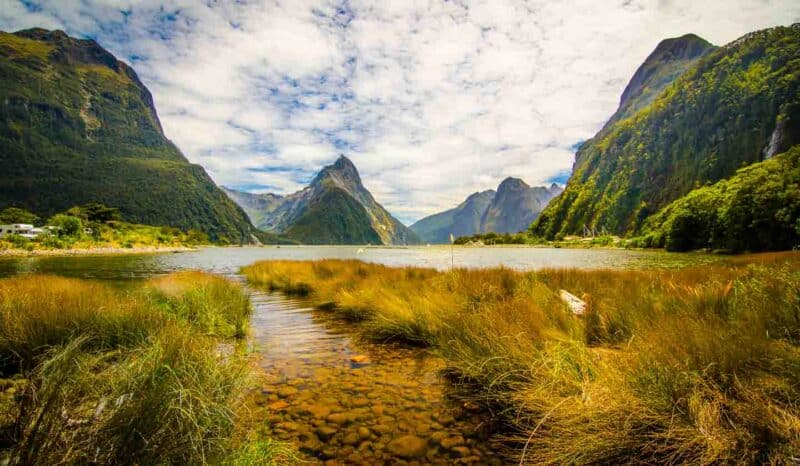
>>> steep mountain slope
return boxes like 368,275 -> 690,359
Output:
225,156 -> 420,245
481,179 -> 562,234
638,145 -> 800,252
533,25 -> 800,239
411,179 -> 562,243
283,188 -> 383,245
410,190 -> 495,244
0,29 -> 254,242
611,33 -> 716,125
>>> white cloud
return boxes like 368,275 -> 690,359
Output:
1,0 -> 799,223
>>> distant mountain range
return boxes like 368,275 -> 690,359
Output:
410,178 -> 562,244
0,28 -> 256,242
224,156 -> 421,245
532,24 -> 800,251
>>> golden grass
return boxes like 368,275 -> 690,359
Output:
0,272 -> 286,465
243,253 -> 800,464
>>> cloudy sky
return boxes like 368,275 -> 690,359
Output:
2,1 -> 798,223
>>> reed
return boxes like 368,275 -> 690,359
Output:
0,272 -> 286,465
243,252 -> 800,464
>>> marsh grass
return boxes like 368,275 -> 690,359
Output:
146,271 -> 252,338
0,271 -> 286,465
243,253 -> 800,464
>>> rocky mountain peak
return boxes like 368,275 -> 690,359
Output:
614,33 -> 715,124
497,177 -> 529,194
316,154 -> 362,188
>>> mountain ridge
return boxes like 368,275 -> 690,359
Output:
411,178 -> 562,243
225,156 -> 420,245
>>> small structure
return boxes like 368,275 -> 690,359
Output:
0,224 -> 42,239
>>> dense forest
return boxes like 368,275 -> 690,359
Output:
634,146 -> 800,251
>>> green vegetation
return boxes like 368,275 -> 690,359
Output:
0,205 -> 212,252
633,146 -> 800,251
453,231 -> 622,248
533,25 -> 800,243
244,255 -> 800,463
0,29 -> 255,242
454,231 -> 532,245
284,188 -> 383,245
0,271 -> 291,464
0,208 -> 38,225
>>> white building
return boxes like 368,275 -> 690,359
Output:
0,224 -> 44,239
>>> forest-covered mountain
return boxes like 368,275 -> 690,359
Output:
0,28 -> 256,242
638,145 -> 800,251
532,25 -> 800,245
411,179 -> 561,243
224,156 -> 420,245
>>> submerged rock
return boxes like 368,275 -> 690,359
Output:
386,435 -> 428,459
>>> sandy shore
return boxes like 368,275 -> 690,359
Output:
0,245 -> 199,257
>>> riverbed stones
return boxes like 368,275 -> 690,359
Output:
342,431 -> 360,446
326,412 -> 350,425
316,425 -> 338,441
386,435 -> 428,459
252,297 -> 501,464
350,354 -> 370,364
305,404 -> 332,419
268,400 -> 288,410
441,435 -> 465,449
276,386 -> 298,398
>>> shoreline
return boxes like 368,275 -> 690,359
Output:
0,245 -> 200,257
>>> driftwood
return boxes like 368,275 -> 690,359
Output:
559,289 -> 587,315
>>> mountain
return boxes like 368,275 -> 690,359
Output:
410,179 -> 562,243
611,33 -> 716,125
225,156 -> 421,245
409,190 -> 496,244
638,146 -> 800,252
481,178 -> 563,235
0,28 -> 255,242
532,25 -> 800,240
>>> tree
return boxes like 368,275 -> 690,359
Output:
48,214 -> 83,237
82,203 -> 122,223
0,207 -> 39,225
64,203 -> 122,223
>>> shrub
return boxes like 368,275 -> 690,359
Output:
47,214 -> 82,237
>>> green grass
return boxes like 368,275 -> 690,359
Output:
0,272 -> 288,464
243,253 -> 800,464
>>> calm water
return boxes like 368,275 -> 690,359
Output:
0,246 -> 722,464
0,245 -> 722,280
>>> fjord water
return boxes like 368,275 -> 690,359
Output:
0,245 -> 723,280
0,246 -> 722,463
